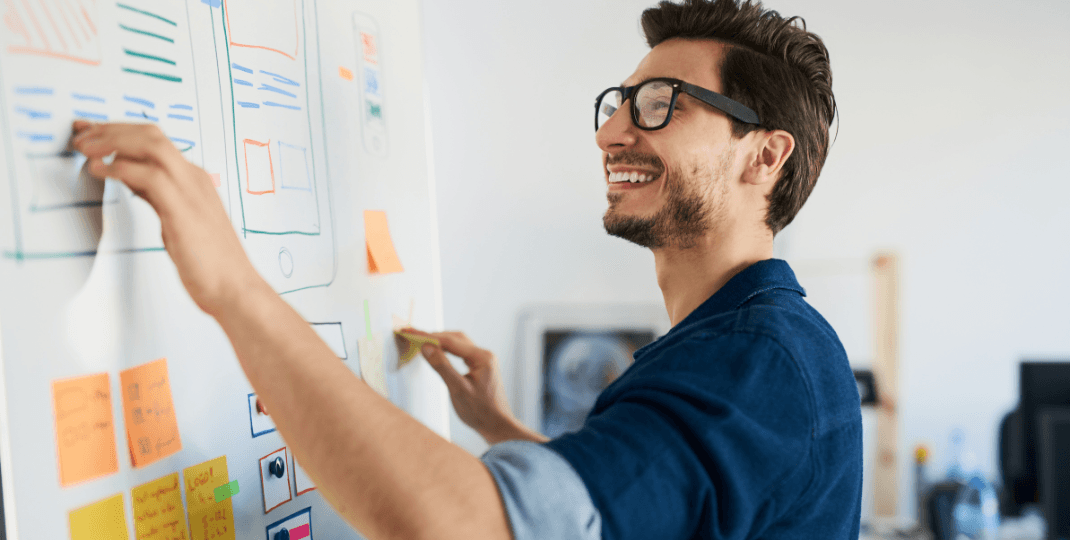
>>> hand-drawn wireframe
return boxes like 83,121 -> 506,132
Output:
0,0 -> 208,260
353,12 -> 387,156
218,0 -> 336,294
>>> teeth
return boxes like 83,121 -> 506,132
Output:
608,171 -> 656,183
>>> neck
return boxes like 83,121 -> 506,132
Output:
652,229 -> 773,327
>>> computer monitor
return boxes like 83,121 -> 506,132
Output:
1038,407 -> 1070,540
1019,362 -> 1070,508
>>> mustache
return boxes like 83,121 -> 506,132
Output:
606,151 -> 664,173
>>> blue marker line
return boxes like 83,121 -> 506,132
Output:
14,107 -> 51,119
259,70 -> 299,86
236,101 -> 260,108
231,63 -> 253,74
258,84 -> 296,98
15,87 -> 53,95
74,110 -> 108,121
167,114 -> 194,121
263,101 -> 301,110
72,93 -> 106,103
17,132 -> 53,142
169,137 -> 196,147
234,79 -> 253,87
125,111 -> 159,122
169,104 -> 193,110
123,95 -> 155,108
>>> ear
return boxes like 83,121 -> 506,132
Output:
741,130 -> 795,186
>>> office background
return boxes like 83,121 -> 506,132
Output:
421,0 -> 1070,524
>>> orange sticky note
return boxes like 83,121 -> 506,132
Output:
69,493 -> 130,540
364,210 -> 404,274
339,66 -> 354,81
132,472 -> 189,540
120,358 -> 182,468
182,456 -> 235,540
52,372 -> 119,486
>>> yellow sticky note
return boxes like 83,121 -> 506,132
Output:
358,334 -> 387,397
364,210 -> 404,274
394,331 -> 440,367
120,358 -> 182,467
69,493 -> 130,540
132,472 -> 189,540
182,456 -> 235,540
52,372 -> 119,486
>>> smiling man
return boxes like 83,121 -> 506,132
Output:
71,0 -> 859,539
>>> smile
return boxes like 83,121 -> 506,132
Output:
608,171 -> 657,184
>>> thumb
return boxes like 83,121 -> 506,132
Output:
422,344 -> 467,394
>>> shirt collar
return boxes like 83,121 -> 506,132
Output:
636,259 -> 805,357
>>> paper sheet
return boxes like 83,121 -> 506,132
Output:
182,456 -> 235,540
364,210 -> 403,274
120,358 -> 183,467
51,372 -> 119,486
132,472 -> 190,540
69,493 -> 130,540
358,334 -> 388,397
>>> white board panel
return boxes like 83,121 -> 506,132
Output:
0,0 -> 446,538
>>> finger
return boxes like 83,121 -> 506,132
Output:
421,344 -> 469,395
89,157 -> 175,209
431,332 -> 491,365
75,123 -> 184,171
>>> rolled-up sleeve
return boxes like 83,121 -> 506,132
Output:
481,440 -> 602,540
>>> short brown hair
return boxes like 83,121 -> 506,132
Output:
641,0 -> 836,234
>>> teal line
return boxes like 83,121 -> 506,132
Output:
116,3 -> 177,26
278,282 -> 330,296
177,145 -> 193,152
122,67 -> 182,83
220,2 -> 247,239
243,228 -> 321,236
119,23 -> 174,43
311,0 -> 336,287
1,247 -> 166,259
123,48 -> 176,65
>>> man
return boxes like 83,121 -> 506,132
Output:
72,0 -> 861,538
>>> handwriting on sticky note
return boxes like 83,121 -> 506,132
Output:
52,372 -> 119,486
364,210 -> 404,274
394,331 -> 440,367
182,456 -> 235,540
358,334 -> 388,397
120,358 -> 182,467
69,493 -> 130,540
132,473 -> 190,540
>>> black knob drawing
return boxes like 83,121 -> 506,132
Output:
274,528 -> 290,540
269,456 -> 286,478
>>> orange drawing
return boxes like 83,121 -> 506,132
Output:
51,372 -> 119,486
338,66 -> 353,81
4,0 -> 102,65
242,139 -> 275,195
120,358 -> 183,468
223,0 -> 299,61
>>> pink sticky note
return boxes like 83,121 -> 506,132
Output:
290,524 -> 310,540
210,173 -> 221,188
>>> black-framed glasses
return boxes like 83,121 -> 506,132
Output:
595,77 -> 760,132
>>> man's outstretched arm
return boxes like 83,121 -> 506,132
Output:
71,121 -> 512,540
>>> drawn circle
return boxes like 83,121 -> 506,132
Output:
279,248 -> 294,278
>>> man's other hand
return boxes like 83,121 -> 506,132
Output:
411,329 -> 548,446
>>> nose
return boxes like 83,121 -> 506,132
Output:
595,102 -> 638,153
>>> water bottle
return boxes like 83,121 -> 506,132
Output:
952,473 -> 1000,540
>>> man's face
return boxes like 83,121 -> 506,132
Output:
598,39 -> 740,249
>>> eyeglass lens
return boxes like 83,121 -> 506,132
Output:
596,80 -> 676,131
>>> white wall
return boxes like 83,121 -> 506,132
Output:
421,0 -> 1070,521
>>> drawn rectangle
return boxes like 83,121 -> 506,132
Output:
243,138 -> 275,194
248,393 -> 277,437
265,507 -> 312,540
291,455 -> 315,496
279,141 -> 311,191
28,152 -> 104,211
4,0 -> 103,65
258,447 -> 292,514
310,322 -> 347,359
223,0 -> 299,60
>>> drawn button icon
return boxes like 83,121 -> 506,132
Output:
269,456 -> 286,478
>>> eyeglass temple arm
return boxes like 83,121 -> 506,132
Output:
679,82 -> 760,125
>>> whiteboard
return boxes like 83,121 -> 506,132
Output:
0,0 -> 446,538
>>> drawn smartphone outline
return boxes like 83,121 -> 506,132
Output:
353,12 -> 388,157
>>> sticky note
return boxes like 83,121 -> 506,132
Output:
364,210 -> 403,274
52,372 -> 119,486
394,331 -> 440,367
339,66 -> 354,81
213,480 -> 239,502
120,358 -> 182,467
358,334 -> 387,397
69,493 -> 130,540
290,524 -> 311,540
182,456 -> 235,540
132,473 -> 190,540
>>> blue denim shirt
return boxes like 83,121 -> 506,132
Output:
483,259 -> 863,540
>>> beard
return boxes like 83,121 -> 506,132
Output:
603,148 -> 732,249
